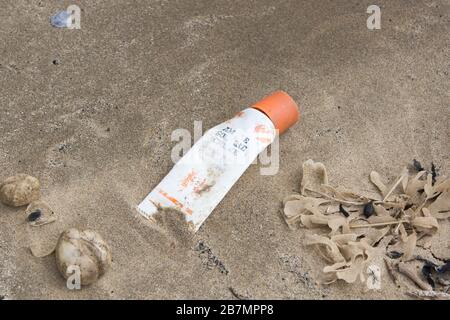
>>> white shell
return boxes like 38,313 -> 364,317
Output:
0,174 -> 40,207
55,228 -> 112,286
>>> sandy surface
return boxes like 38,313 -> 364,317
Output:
0,0 -> 449,299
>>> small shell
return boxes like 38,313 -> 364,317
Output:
25,201 -> 57,227
55,228 -> 112,286
0,174 -> 40,207
50,10 -> 71,28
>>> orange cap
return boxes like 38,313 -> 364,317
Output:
251,91 -> 300,134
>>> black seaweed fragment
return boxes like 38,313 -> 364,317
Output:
339,204 -> 350,217
387,251 -> 404,259
417,258 -> 450,290
422,262 -> 436,288
431,162 -> 438,185
413,159 -> 425,172
437,261 -> 450,273
363,201 -> 375,218
27,210 -> 42,222
195,241 -> 229,275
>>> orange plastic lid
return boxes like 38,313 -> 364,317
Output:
252,91 -> 300,134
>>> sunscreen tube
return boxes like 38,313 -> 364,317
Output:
138,91 -> 300,231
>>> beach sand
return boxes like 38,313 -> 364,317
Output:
0,0 -> 449,299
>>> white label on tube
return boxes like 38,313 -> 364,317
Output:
137,108 -> 276,231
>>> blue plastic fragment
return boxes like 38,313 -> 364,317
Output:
50,10 -> 71,28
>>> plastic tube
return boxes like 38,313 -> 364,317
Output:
138,91 -> 300,231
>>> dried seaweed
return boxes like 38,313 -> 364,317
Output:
382,168 -> 408,201
300,159 -> 328,195
370,171 -> 387,195
398,262 -> 433,291
417,259 -> 450,291
282,159 -> 449,288
384,258 -> 401,288
305,234 -> 345,263
410,215 -> 439,235
428,191 -> 450,219
403,232 -> 417,261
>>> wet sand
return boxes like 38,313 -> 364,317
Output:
0,0 -> 449,299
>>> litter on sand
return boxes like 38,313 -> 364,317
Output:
138,91 -> 300,231
0,173 -> 111,287
50,10 -> 72,28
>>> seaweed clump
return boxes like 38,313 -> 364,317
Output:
282,159 -> 450,294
